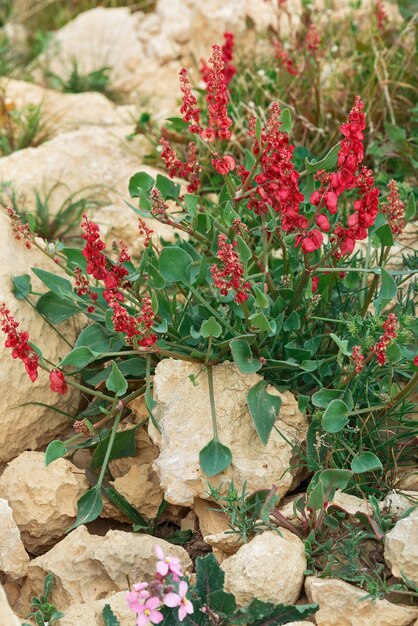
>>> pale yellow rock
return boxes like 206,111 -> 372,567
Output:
383,491 -> 418,516
18,526 -> 192,611
0,499 -> 29,580
0,584 -> 20,626
331,489 -> 376,515
204,530 -> 243,556
0,452 -> 88,553
384,507 -> 418,586
150,360 -> 308,507
58,591 -> 132,626
0,78 -> 134,136
305,576 -> 418,626
0,212 -> 80,462
193,497 -> 230,537
222,530 -> 306,606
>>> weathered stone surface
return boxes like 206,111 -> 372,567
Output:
0,452 -> 88,553
0,584 -> 20,626
383,491 -> 418,516
193,497 -> 230,537
384,507 -> 418,586
305,576 -> 418,626
222,530 -> 306,606
204,530 -> 243,556
58,591 -> 132,626
0,212 -> 80,462
149,360 -> 307,507
0,499 -> 29,580
0,78 -> 134,136
331,490 -> 377,516
18,526 -> 192,611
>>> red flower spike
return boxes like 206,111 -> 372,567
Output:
212,155 -> 236,175
201,32 -> 237,87
371,314 -> 398,366
179,68 -> 201,132
0,303 -> 39,382
49,369 -> 68,395
112,297 -> 157,347
160,139 -> 201,193
201,44 -> 233,142
381,180 -> 405,237
211,234 -> 251,303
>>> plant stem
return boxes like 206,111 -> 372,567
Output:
189,285 -> 235,334
207,366 -> 219,441
97,408 -> 122,487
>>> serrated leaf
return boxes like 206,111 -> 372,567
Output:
199,438 -> 232,477
351,452 -> 383,474
45,440 -> 67,466
102,603 -> 121,626
247,381 -> 281,445
68,486 -> 103,531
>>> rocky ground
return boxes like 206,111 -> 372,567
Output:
0,1 -> 417,625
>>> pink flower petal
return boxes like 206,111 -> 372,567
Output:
156,561 -> 169,577
154,544 -> 164,560
146,597 -> 161,611
150,610 -> 164,624
137,614 -> 150,626
178,581 -> 188,598
164,592 -> 181,608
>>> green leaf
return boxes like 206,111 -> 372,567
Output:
279,107 -> 292,133
351,452 -> 383,474
253,287 -> 269,308
119,358 -> 147,378
255,118 -> 262,142
68,486 -> 103,531
184,194 -> 199,217
312,389 -> 344,408
247,381 -> 282,445
329,333 -> 351,356
322,400 -> 349,433
106,361 -> 128,396
90,428 -> 137,470
199,438 -> 232,477
12,274 -> 32,300
230,339 -> 262,374
60,346 -> 99,368
76,323 -> 123,353
36,292 -> 80,323
159,247 -> 193,284
128,171 -> 155,198
283,311 -> 300,331
43,571 -> 54,599
102,603 -> 121,626
318,469 -> 352,499
35,611 -> 44,626
249,312 -> 272,333
374,268 -> 397,313
405,192 -> 416,221
45,440 -> 68,466
208,590 -> 237,616
166,529 -> 193,545
307,481 -> 325,511
195,553 -> 225,600
32,267 -> 74,299
384,122 -> 406,144
374,220 -> 394,246
234,599 -> 318,626
200,316 -> 222,338
305,143 -> 339,173
386,342 -> 402,363
236,235 -> 252,262
104,486 -> 149,528
156,173 -> 180,200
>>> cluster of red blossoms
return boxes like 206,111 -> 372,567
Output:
375,0 -> 388,32
159,139 -> 201,193
351,313 -> 398,371
6,207 -> 33,249
0,303 -> 39,382
381,179 -> 405,236
49,369 -> 68,395
80,216 -> 157,347
210,234 -> 251,303
200,32 -> 236,87
309,96 -> 379,256
274,41 -> 299,76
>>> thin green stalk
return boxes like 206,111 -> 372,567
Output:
207,365 -> 219,441
189,285 -> 235,334
97,408 -> 122,487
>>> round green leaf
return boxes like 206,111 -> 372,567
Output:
322,399 -> 349,433
45,440 -> 67,466
200,316 -> 222,338
12,274 -> 32,300
351,452 -> 383,474
159,247 -> 193,284
199,439 -> 232,477
106,361 -> 128,396
230,339 -> 262,374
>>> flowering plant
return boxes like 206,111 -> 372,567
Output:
123,546 -> 317,626
1,37 -> 417,527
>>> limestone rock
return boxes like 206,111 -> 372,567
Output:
58,591 -> 132,626
384,507 -> 418,586
305,576 -> 418,626
0,584 -> 20,626
149,360 -> 308,507
0,78 -> 134,137
331,490 -> 377,516
204,530 -> 243,556
18,526 -> 192,611
0,212 -> 80,462
0,499 -> 29,580
193,497 -> 230,537
0,452 -> 88,553
383,491 -> 418,516
222,530 -> 306,606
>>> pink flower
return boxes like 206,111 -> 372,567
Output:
126,583 -> 150,613
155,545 -> 183,579
163,582 -> 193,622
414,356 -> 418,367
136,596 -> 164,626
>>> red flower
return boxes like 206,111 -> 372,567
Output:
179,68 -> 201,133
211,234 -> 251,303
112,297 -> 157,347
201,32 -> 236,86
201,44 -> 233,142
316,214 -> 330,232
413,356 -> 418,367
299,229 -> 323,253
49,369 -> 68,395
0,304 -> 39,382
212,155 -> 236,175
160,139 -> 201,193
381,179 -> 405,236
351,345 -> 364,373
6,207 -> 33,249
371,313 -> 398,366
